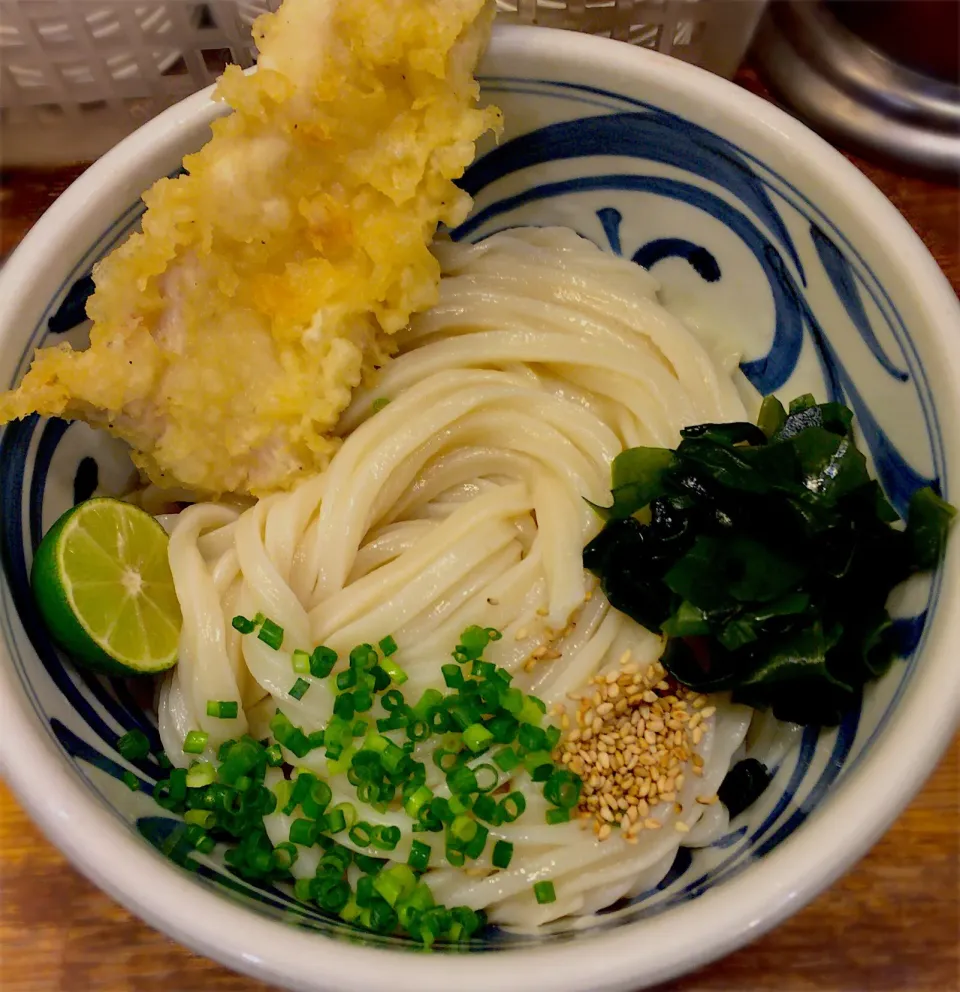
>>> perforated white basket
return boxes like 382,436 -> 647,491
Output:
0,0 -> 766,166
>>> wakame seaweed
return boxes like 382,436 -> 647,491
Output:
583,395 -> 956,726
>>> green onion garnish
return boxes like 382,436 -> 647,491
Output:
184,809 -> 215,828
463,723 -> 494,752
231,614 -> 256,634
289,677 -> 310,701
271,841 -> 298,871
182,730 -> 209,755
372,397 -> 390,413
379,656 -> 408,685
493,747 -> 519,772
408,840 -> 431,872
205,700 -> 239,720
533,880 -> 556,905
349,821 -> 374,847
462,822 -> 488,860
289,818 -> 318,847
545,807 -> 571,824
498,791 -> 526,823
122,770 -> 140,791
185,761 -> 216,788
292,649 -> 311,675
334,693 -> 355,721
372,825 -> 401,852
116,729 -> 150,761
265,743 -> 283,766
379,634 -> 398,656
310,645 -> 337,678
257,617 -> 284,650
492,840 -> 513,869
447,765 -> 478,795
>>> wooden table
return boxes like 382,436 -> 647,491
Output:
1,71 -> 958,992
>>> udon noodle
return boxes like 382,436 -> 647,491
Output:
158,227 -> 761,929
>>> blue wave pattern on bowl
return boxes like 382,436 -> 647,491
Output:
0,76 -> 945,948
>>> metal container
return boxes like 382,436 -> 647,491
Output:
753,0 -> 960,178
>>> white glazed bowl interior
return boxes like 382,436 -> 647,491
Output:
1,26 -> 959,992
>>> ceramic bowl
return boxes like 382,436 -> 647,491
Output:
1,25 -> 959,992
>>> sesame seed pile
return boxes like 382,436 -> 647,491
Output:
552,654 -> 717,842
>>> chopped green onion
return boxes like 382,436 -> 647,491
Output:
408,840 -> 431,872
518,724 -> 547,752
430,797 -> 454,824
372,397 -> 391,413
493,747 -> 520,772
271,841 -> 298,871
473,764 -> 499,793
524,750 -> 554,779
471,794 -> 502,825
265,743 -> 283,767
404,785 -> 433,820
470,660 -> 495,679
450,815 -> 477,845
231,614 -> 256,634
309,645 -> 337,678
289,818 -> 318,847
289,677 -> 311,701
184,809 -> 216,828
122,770 -> 140,791
185,761 -> 216,788
355,853 -> 386,874
463,723 -> 494,752
518,697 -> 545,726
182,730 -> 209,755
334,693 -> 355,721
544,770 -> 582,809
448,794 -> 472,817
291,650 -> 311,675
257,617 -> 284,650
374,864 -> 416,906
533,880 -> 556,904
463,823 -> 488,859
337,668 -> 356,691
379,634 -> 398,657
116,729 -> 150,761
486,714 -> 518,744
441,663 -> 465,689
205,699 -> 239,720
447,765 -> 478,796
349,821 -> 374,847
294,878 -> 313,902
301,778 -> 333,819
546,807 -> 571,824
321,807 -> 347,834
379,656 -> 408,686
372,825 -> 401,852
313,876 -> 351,912
498,791 -> 526,823
492,840 -> 513,870
500,688 -> 524,717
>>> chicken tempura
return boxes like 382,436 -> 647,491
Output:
0,0 -> 499,496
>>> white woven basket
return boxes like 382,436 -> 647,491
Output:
0,0 -> 766,166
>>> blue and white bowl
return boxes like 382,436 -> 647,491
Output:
1,26 -> 958,992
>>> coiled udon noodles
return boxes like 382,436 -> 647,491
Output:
157,227 -> 768,930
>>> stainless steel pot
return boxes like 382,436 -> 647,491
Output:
753,0 -> 960,178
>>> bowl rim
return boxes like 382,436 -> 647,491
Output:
1,23 -> 959,992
